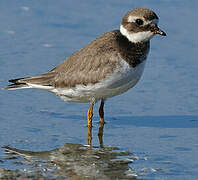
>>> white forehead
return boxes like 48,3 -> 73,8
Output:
128,15 -> 159,25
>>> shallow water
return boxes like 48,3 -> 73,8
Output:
0,0 -> 198,179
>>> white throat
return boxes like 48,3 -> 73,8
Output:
120,25 -> 154,43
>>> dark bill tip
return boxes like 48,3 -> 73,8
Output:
154,28 -> 166,36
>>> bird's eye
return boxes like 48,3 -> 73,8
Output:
135,19 -> 143,25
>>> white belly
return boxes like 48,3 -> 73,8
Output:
52,60 -> 146,103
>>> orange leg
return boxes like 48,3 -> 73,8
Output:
98,121 -> 104,148
87,103 -> 94,127
87,102 -> 94,145
99,99 -> 105,124
87,125 -> 92,146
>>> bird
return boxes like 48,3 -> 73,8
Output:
5,8 -> 166,127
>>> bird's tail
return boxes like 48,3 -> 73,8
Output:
4,72 -> 56,90
4,78 -> 32,90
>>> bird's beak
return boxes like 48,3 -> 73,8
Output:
153,25 -> 166,36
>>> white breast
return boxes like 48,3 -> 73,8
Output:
97,59 -> 146,98
52,59 -> 146,103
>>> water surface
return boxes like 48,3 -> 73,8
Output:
0,0 -> 198,179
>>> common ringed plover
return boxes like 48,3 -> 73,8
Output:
5,8 -> 166,127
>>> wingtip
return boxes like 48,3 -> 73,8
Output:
8,78 -> 23,83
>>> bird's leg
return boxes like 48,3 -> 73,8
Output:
98,121 -> 104,148
87,125 -> 92,146
99,99 -> 105,125
87,102 -> 94,127
87,102 -> 94,146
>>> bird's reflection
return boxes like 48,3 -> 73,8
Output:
2,122 -> 138,179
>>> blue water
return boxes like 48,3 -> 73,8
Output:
0,0 -> 198,179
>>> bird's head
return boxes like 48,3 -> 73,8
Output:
120,8 -> 166,43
